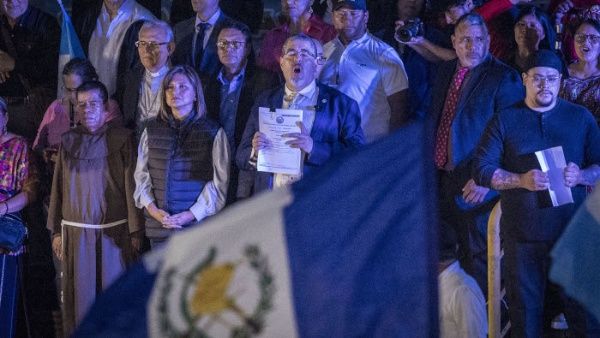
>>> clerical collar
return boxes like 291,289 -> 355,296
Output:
195,8 -> 221,27
146,65 -> 170,78
285,80 -> 317,99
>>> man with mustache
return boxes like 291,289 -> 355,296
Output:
428,12 -> 523,295
48,80 -> 143,336
236,34 -> 364,194
474,49 -> 600,337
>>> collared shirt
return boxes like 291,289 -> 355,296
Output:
134,127 -> 230,222
438,261 -> 487,338
274,80 -> 318,188
257,14 -> 336,73
138,65 -> 169,123
194,9 -> 221,50
217,66 -> 246,150
320,32 -> 409,143
88,0 -> 154,96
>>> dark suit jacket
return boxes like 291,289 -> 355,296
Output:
170,0 -> 264,33
114,63 -> 145,130
172,12 -> 231,80
428,55 -> 524,185
204,65 -> 269,202
236,83 -> 365,194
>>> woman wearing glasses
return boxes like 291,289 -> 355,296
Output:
560,19 -> 600,125
134,65 -> 230,248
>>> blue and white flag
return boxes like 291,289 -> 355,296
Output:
550,186 -> 600,322
56,0 -> 85,98
74,121 -> 439,338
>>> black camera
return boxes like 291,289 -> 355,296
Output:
395,18 -> 424,43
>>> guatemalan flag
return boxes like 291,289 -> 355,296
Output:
73,121 -> 439,337
56,0 -> 85,98
550,186 -> 600,322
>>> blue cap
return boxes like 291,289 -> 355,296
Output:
333,0 -> 367,11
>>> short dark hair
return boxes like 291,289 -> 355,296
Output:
63,58 -> 99,83
218,19 -> 252,45
76,80 -> 109,104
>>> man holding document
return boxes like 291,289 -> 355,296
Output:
473,50 -> 600,337
236,34 -> 364,194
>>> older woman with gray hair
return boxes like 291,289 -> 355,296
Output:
134,65 -> 230,248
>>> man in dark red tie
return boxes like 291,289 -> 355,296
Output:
428,12 -> 524,294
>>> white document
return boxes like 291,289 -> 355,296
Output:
535,146 -> 574,207
257,107 -> 303,175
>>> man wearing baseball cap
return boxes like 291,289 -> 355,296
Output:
319,0 -> 410,143
474,50 -> 600,337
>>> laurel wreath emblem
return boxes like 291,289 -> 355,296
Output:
156,245 -> 275,337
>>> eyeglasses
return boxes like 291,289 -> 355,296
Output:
333,9 -> 363,18
574,33 -> 600,45
282,48 -> 316,60
216,40 -> 246,50
76,100 -> 103,110
528,74 -> 561,85
135,40 -> 170,50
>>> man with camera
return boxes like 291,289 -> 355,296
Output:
377,0 -> 451,119
319,0 -> 409,143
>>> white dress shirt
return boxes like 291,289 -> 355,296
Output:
438,261 -> 488,338
194,9 -> 221,49
273,80 -> 318,188
134,127 -> 230,222
88,0 -> 155,96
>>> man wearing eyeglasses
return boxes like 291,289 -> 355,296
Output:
236,34 -> 364,194
48,80 -> 144,337
204,20 -> 274,203
116,20 -> 175,138
319,0 -> 409,143
474,50 -> 600,337
75,0 -> 155,97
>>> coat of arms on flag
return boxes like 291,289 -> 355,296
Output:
154,245 -> 275,336
148,189 -> 299,338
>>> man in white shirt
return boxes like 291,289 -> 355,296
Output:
115,19 -> 174,137
87,0 -> 155,96
172,0 -> 232,80
438,222 -> 488,338
320,0 -> 409,143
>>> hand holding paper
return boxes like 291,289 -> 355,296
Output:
283,122 -> 313,154
563,162 -> 581,188
519,169 -> 550,191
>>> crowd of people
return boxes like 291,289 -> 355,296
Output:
1,0 -> 600,337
